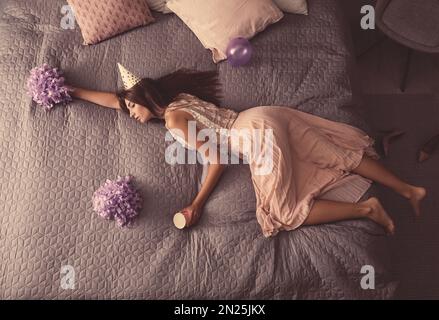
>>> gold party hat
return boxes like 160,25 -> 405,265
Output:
117,63 -> 141,89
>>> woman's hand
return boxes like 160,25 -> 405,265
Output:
180,202 -> 204,227
66,84 -> 77,96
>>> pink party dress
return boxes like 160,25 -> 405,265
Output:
165,93 -> 380,238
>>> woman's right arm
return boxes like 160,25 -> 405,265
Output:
69,86 -> 121,110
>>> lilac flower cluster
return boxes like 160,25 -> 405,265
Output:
26,63 -> 72,110
92,176 -> 142,228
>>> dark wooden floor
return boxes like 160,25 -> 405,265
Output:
339,0 -> 439,299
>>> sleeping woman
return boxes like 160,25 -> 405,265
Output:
69,65 -> 426,238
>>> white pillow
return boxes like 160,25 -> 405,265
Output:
146,0 -> 171,14
167,0 -> 284,63
274,0 -> 308,15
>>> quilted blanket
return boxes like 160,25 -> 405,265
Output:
0,0 -> 398,299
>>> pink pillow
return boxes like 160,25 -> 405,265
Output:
166,0 -> 284,63
67,0 -> 155,45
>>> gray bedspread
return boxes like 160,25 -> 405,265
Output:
0,0 -> 398,299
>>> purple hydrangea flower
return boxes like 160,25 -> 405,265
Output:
92,176 -> 142,228
26,63 -> 72,110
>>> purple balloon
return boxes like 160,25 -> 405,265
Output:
226,37 -> 253,67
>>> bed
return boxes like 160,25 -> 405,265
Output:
0,0 -> 398,299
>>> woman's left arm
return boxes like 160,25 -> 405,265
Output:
166,112 -> 225,226
183,163 -> 225,226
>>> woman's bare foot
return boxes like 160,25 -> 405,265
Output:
403,186 -> 427,218
361,197 -> 395,235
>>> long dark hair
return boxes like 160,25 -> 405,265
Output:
116,69 -> 222,118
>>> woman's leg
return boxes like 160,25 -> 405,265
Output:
352,155 -> 426,217
303,197 -> 395,234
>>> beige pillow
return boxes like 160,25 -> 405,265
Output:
274,0 -> 308,15
167,0 -> 284,63
67,0 -> 155,45
146,0 -> 172,14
